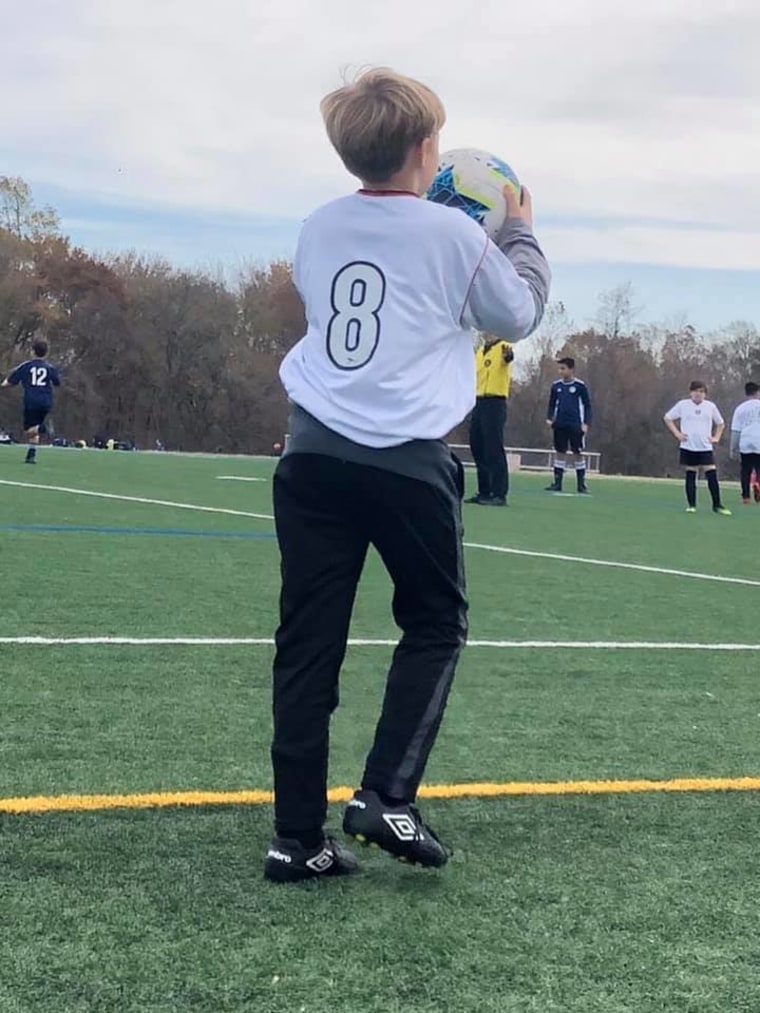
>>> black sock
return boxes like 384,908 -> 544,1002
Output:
553,466 -> 564,489
685,471 -> 697,507
276,827 -> 323,849
576,466 -> 587,489
706,469 -> 721,508
25,446 -> 36,462
377,791 -> 408,809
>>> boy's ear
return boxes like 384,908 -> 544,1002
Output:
419,134 -> 437,163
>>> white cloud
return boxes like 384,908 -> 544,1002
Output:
543,224 -> 760,271
2,0 -> 760,270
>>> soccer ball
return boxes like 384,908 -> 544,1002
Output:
425,148 -> 521,239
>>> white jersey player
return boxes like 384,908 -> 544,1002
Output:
282,190 -> 541,448
730,381 -> 760,504
264,67 -> 551,884
664,381 -> 731,515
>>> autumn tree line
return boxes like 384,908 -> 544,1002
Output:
1,176 -> 758,475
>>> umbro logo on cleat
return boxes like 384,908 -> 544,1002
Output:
267,849 -> 292,864
382,813 -> 421,842
305,848 -> 334,873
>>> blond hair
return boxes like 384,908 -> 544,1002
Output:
320,67 -> 445,184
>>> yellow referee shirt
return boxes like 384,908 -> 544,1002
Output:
475,341 -> 513,398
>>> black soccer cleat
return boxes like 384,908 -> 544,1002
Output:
343,789 -> 450,868
577,485 -> 590,495
263,834 -> 359,883
545,482 -> 562,492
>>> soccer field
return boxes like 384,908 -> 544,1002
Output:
1,447 -> 759,1013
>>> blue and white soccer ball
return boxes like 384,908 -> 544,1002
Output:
425,148 -> 521,240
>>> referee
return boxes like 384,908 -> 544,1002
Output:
467,336 -> 514,506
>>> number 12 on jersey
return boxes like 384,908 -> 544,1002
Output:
326,261 -> 386,370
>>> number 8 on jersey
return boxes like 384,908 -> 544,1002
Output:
326,261 -> 386,370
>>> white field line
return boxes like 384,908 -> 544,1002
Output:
3,478 -> 758,588
216,476 -> 266,482
2,637 -> 759,650
463,542 -> 760,588
0,479 -> 274,521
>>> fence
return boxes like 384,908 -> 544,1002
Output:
449,445 -> 602,473
283,434 -> 601,473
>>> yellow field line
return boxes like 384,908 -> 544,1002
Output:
2,776 -> 760,814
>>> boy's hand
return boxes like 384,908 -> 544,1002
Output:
677,431 -> 688,441
545,419 -> 553,427
581,424 -> 589,434
709,435 -> 720,444
503,185 -> 533,228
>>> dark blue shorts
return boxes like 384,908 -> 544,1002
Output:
553,426 -> 585,455
23,405 -> 49,431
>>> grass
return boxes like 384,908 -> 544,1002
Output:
1,444 -> 759,1011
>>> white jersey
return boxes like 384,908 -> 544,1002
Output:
665,398 -> 724,452
731,398 -> 760,453
280,193 -> 538,448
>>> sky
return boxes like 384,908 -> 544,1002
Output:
2,0 -> 760,332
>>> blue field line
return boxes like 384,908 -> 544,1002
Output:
0,523 -> 277,540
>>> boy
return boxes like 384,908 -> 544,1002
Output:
467,336 -> 514,506
730,381 -> 760,504
545,357 -> 592,494
1,339 -> 60,463
265,68 -> 551,883
664,381 -> 731,515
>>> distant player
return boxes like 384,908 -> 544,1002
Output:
263,68 -> 550,883
545,357 -> 592,494
730,381 -> 760,505
1,339 -> 60,464
466,336 -> 514,506
663,381 -> 731,515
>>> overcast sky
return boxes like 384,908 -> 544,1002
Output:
2,0 -> 759,330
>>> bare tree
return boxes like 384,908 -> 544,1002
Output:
595,282 -> 642,340
0,176 -> 60,241
2,177 -> 757,465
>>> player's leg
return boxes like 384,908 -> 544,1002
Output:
679,449 -> 699,510
547,429 -> 567,490
569,432 -> 587,493
740,453 -> 753,503
22,407 -> 50,463
266,453 -> 369,882
23,417 -> 41,464
741,454 -> 760,503
684,466 -> 698,510
467,402 -> 489,502
704,463 -> 731,515
343,457 -> 467,866
503,399 -> 510,500
481,397 -> 508,505
569,429 -> 587,492
23,411 -> 35,462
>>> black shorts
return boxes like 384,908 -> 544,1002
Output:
679,449 -> 715,468
553,426 -> 585,454
23,405 -> 49,431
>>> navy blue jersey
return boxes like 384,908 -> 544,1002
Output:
547,378 -> 592,428
7,359 -> 60,407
